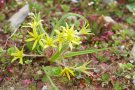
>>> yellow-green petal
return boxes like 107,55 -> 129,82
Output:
28,31 -> 35,37
33,29 -> 38,36
26,38 -> 35,42
69,43 -> 73,50
11,57 -> 18,62
44,45 -> 49,49
32,40 -> 38,50
66,71 -> 71,80
39,40 -> 44,47
19,58 -> 23,64
68,69 -> 75,76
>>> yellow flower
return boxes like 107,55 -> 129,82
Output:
62,23 -> 81,50
55,30 -> 65,51
79,24 -> 90,35
26,29 -> 44,50
28,12 -> 43,27
61,67 -> 75,80
41,34 -> 57,49
23,13 -> 43,30
11,47 -> 24,64
74,61 -> 91,76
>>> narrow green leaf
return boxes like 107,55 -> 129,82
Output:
50,44 -> 68,62
64,48 -> 107,58
11,57 -> 18,62
57,13 -> 89,29
32,40 -> 38,50
26,38 -> 35,42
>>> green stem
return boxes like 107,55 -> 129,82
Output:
42,66 -> 58,90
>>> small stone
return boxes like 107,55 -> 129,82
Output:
94,69 -> 100,73
120,45 -> 125,51
10,87 -> 14,90
103,16 -> 116,24
102,0 -> 117,5
72,0 -> 79,3
42,85 -> 48,90
130,60 -> 134,63
9,4 -> 29,29
132,79 -> 135,84
37,70 -> 42,75
88,2 -> 94,6
125,75 -> 131,79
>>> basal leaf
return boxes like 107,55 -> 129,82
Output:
64,48 -> 107,58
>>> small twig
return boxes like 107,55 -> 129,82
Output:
4,27 -> 20,48
100,62 -> 116,74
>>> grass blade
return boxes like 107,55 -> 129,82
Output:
51,44 -> 68,62
64,48 -> 107,58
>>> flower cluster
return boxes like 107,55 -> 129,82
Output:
25,13 -> 90,51
10,13 -> 94,85
11,13 -> 91,66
